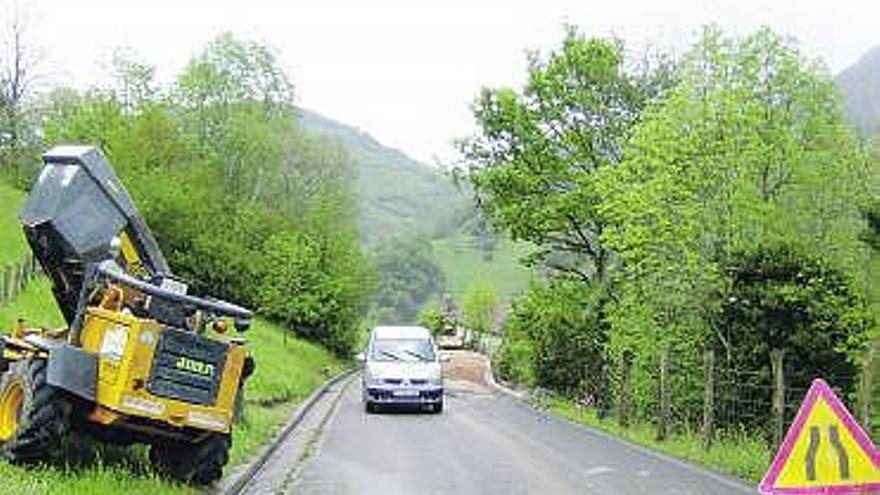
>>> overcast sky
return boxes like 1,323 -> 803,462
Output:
3,0 -> 879,164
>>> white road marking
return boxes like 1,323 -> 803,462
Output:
583,466 -> 614,477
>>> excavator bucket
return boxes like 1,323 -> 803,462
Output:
19,146 -> 169,324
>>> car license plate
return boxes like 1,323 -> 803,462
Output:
393,390 -> 419,398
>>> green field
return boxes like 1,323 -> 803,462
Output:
0,182 -> 28,266
432,232 -> 535,303
0,282 -> 346,494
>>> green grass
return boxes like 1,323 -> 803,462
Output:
0,283 -> 346,494
548,397 -> 772,483
0,279 -> 66,331
0,181 -> 28,266
229,318 -> 347,466
432,232 -> 534,302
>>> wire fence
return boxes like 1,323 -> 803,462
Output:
0,254 -> 41,305
594,345 -> 879,451
714,368 -> 861,439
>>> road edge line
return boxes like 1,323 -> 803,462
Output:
482,356 -> 756,494
215,368 -> 356,495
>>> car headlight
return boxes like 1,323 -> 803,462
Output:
364,368 -> 382,386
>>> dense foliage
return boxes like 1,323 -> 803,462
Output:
461,279 -> 499,340
371,238 -> 446,324
599,27 -> 873,421
37,35 -> 373,355
472,26 -> 877,432
713,245 -> 868,427
495,280 -> 606,399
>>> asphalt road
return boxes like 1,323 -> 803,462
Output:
288,370 -> 757,495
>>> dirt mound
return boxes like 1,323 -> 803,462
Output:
442,351 -> 488,385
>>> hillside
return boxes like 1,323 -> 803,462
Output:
431,232 -> 534,303
836,45 -> 880,136
297,108 -> 466,243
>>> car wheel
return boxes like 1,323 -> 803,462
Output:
433,400 -> 444,414
365,401 -> 376,414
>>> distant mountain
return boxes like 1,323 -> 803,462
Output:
297,108 -> 465,244
836,45 -> 880,136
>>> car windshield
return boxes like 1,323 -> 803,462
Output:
370,338 -> 436,362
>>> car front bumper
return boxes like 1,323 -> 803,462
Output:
364,385 -> 443,404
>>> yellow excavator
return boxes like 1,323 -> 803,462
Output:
0,146 -> 255,485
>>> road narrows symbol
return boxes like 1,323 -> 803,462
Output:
828,425 -> 850,480
803,425 -> 851,483
805,426 -> 820,481
760,379 -> 880,495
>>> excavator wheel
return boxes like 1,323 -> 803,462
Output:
150,433 -> 231,486
0,359 -> 70,462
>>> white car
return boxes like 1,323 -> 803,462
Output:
359,326 -> 444,413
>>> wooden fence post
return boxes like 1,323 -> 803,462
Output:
12,261 -> 22,298
19,259 -> 27,291
657,349 -> 670,441
620,350 -> 634,428
702,349 -> 715,449
771,349 -> 786,448
860,343 -> 875,435
1,264 -> 8,303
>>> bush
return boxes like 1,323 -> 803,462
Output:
462,279 -> 499,338
497,280 -> 607,398
418,304 -> 446,336
714,244 -> 871,428
493,324 -> 535,387
257,228 -> 373,356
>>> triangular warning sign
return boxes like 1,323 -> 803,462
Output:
760,378 -> 880,494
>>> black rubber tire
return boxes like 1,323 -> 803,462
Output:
432,400 -> 444,414
365,401 -> 377,414
0,359 -> 70,462
150,433 -> 231,486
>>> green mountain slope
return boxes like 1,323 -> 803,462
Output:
431,232 -> 534,303
297,108 -> 465,243
837,45 -> 880,136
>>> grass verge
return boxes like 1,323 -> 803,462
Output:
548,397 -> 771,484
0,279 -> 66,330
0,181 -> 28,266
0,281 -> 346,494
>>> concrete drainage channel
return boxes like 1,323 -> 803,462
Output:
214,370 -> 358,495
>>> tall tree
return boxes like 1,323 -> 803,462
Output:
109,48 -> 158,114
0,9 -> 41,183
460,27 -> 673,283
597,26 -> 873,418
174,33 -> 296,201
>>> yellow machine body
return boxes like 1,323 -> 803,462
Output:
77,307 -> 245,434
0,147 -> 254,484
